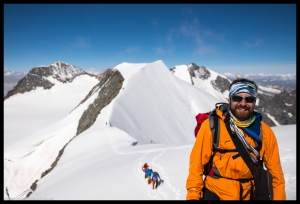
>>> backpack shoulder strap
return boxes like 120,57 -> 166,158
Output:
203,103 -> 236,176
209,110 -> 219,150
209,102 -> 229,150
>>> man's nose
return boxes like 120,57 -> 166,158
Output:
240,98 -> 248,105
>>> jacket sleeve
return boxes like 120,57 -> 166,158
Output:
261,123 -> 286,200
186,119 -> 213,200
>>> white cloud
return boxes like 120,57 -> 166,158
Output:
72,36 -> 91,48
243,39 -> 264,48
125,46 -> 140,53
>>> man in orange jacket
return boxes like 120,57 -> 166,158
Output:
186,78 -> 286,200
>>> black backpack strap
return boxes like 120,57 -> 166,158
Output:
205,103 -> 237,176
204,110 -> 220,176
209,112 -> 219,150
209,103 -> 229,150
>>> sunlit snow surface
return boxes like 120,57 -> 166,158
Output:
4,60 -> 295,200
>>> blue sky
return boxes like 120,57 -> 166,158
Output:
4,4 -> 296,75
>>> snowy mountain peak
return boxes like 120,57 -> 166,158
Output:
4,62 -> 95,100
51,61 -> 69,67
30,61 -> 89,82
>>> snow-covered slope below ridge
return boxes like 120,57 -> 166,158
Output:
4,60 -> 222,199
110,60 -> 221,145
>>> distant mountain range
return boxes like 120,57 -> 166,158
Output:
4,69 -> 27,97
223,72 -> 296,93
5,67 -> 296,97
4,61 -> 296,127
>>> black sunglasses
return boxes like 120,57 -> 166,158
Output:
231,95 -> 256,103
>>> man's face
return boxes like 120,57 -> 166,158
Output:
229,93 -> 256,121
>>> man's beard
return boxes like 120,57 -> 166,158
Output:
230,104 -> 254,121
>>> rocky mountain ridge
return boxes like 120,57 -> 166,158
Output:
224,73 -> 296,93
4,61 -> 296,127
4,61 -> 96,100
170,63 -> 296,127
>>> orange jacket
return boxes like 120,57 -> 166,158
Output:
186,109 -> 286,200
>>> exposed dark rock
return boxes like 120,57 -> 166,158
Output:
26,137 -> 71,198
4,74 -> 55,100
76,68 -> 124,135
28,61 -> 93,83
211,75 -> 231,93
4,61 -> 96,100
5,187 -> 10,199
19,66 -> 124,199
188,63 -> 211,80
290,89 -> 296,96
187,65 -> 196,77
259,111 -> 276,127
226,75 -> 296,93
171,63 -> 296,127
256,90 -> 296,125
